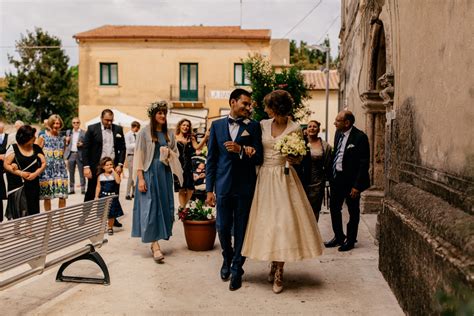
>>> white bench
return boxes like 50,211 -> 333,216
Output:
0,196 -> 114,290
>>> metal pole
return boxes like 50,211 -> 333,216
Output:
324,48 -> 330,142
240,0 -> 243,27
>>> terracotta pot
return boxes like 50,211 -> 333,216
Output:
182,219 -> 216,251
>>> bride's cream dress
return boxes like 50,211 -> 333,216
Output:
242,119 -> 324,262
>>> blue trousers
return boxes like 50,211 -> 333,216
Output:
216,194 -> 252,278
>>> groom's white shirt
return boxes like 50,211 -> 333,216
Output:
228,115 -> 239,141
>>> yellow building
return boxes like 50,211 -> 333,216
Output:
73,25 -> 289,130
300,70 -> 339,143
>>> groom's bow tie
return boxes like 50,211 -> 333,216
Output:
228,117 -> 242,125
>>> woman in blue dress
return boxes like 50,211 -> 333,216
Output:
131,101 -> 180,263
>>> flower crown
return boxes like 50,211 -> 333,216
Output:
147,101 -> 168,118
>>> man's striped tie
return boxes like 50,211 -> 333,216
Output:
333,134 -> 345,179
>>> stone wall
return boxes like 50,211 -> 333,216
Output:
339,0 -> 474,313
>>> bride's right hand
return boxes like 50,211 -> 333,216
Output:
244,146 -> 256,157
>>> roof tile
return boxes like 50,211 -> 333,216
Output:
74,25 -> 271,41
301,70 -> 339,90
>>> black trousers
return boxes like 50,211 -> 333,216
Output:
84,174 -> 98,202
329,175 -> 361,243
216,194 -> 252,278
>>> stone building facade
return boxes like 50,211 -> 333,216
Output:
338,0 -> 473,314
73,25 -> 288,128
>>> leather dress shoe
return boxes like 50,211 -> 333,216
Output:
220,262 -> 231,281
125,195 -> 132,200
229,275 -> 242,291
338,241 -> 355,252
324,237 -> 346,248
113,219 -> 123,228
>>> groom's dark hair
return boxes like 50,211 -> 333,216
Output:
229,88 -> 251,106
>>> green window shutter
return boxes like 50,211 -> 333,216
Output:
234,63 -> 250,86
179,63 -> 198,101
100,63 -> 118,86
234,63 -> 243,85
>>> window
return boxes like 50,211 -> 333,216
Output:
100,63 -> 118,85
180,63 -> 198,101
234,63 -> 251,86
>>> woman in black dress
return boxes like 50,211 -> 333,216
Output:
4,125 -> 46,219
299,120 -> 332,221
174,119 -> 209,208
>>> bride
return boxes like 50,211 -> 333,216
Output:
241,90 -> 323,294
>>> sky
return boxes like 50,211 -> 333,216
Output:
0,0 -> 341,75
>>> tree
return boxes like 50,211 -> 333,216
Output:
290,38 -> 336,70
6,28 -> 78,125
243,54 -> 310,122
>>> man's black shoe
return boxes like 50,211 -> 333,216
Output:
69,190 -> 75,194
324,237 -> 346,248
229,275 -> 242,291
113,219 -> 123,228
338,241 -> 355,252
220,262 -> 231,281
125,196 -> 132,200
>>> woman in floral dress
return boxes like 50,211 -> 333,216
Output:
37,114 -> 68,210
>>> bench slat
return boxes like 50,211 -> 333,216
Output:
0,196 -> 113,286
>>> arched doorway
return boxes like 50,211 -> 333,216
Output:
359,19 -> 393,220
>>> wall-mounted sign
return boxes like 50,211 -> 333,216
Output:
210,90 -> 232,99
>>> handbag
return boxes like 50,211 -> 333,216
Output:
5,147 -> 37,220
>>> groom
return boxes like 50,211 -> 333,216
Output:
206,88 -> 263,291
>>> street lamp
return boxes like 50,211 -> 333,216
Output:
308,43 -> 330,142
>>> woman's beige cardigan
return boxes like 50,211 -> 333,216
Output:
132,124 -> 183,185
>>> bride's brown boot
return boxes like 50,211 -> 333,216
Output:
273,265 -> 284,294
150,241 -> 164,263
268,261 -> 278,283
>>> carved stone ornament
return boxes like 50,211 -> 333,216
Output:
378,72 -> 394,108
360,90 -> 385,113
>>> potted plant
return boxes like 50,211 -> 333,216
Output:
178,199 -> 216,251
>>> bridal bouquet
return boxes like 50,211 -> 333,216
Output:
274,132 -> 307,175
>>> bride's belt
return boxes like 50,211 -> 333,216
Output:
262,156 -> 286,167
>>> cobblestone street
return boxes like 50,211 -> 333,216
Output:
0,173 -> 403,315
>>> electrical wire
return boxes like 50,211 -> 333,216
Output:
278,0 -> 323,40
316,14 -> 339,44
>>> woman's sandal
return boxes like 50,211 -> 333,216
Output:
150,243 -> 164,263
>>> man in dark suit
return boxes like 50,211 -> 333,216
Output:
0,122 -> 8,222
206,89 -> 263,291
83,109 -> 126,207
65,117 -> 86,194
324,110 -> 370,252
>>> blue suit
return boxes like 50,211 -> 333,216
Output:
206,117 -> 263,277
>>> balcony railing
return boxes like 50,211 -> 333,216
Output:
169,84 -> 206,108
